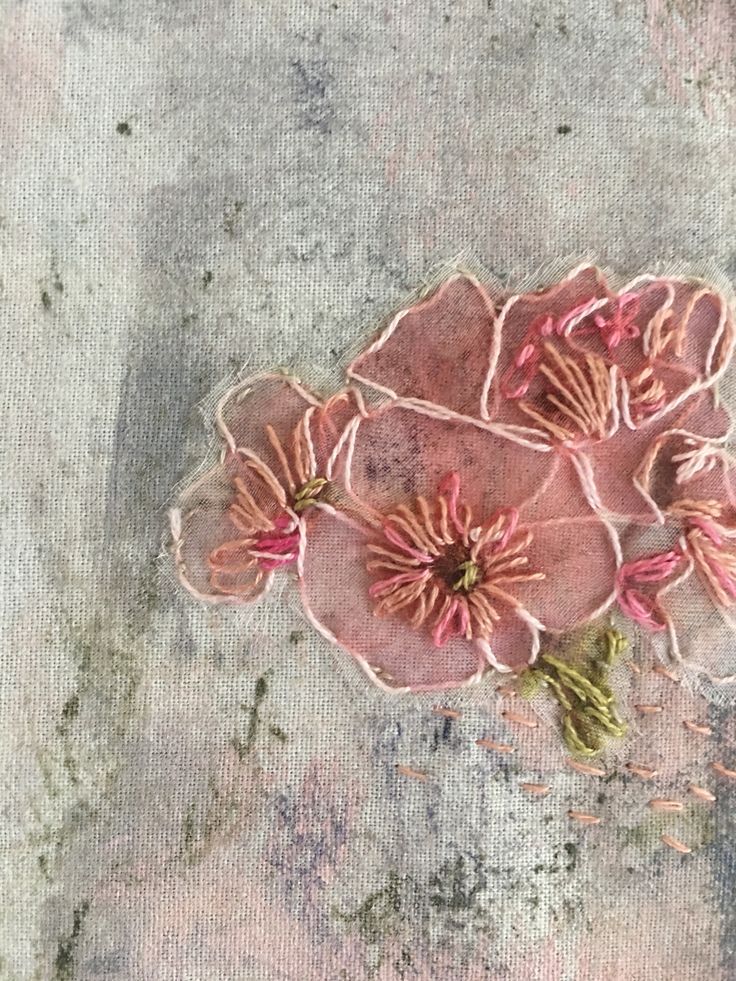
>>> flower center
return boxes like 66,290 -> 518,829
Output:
366,472 -> 544,648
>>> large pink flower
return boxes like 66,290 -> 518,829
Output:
300,403 -> 618,691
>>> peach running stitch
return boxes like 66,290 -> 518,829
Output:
366,471 -> 543,647
208,418 -> 328,595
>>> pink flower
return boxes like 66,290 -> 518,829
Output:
615,423 -> 736,685
170,373 -> 356,604
300,400 -> 618,690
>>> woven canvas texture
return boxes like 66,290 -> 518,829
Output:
4,1 -> 736,979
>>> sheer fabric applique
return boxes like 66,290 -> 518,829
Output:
170,264 -> 736,708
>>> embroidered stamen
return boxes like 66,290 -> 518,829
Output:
686,523 -> 736,607
366,474 -> 542,647
518,344 -> 612,443
293,476 -> 329,512
265,423 -> 297,494
661,834 -> 691,854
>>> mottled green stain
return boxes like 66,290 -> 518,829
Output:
179,774 -> 249,867
53,902 -> 89,980
619,804 -> 715,853
30,619 -> 143,886
242,671 -> 269,753
339,871 -> 407,944
428,854 -> 486,913
223,200 -> 245,237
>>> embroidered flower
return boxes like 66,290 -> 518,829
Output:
171,374 -> 356,604
614,424 -> 736,685
300,403 -> 618,691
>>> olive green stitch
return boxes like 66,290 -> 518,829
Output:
522,627 -> 628,757
453,559 -> 481,592
293,476 -> 328,512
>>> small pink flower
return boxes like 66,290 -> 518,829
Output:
617,427 -> 736,684
171,373 -> 357,604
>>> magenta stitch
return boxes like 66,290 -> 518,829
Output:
592,292 -> 640,350
499,314 -> 552,398
615,549 -> 683,631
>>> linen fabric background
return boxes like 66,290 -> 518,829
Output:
3,1 -> 736,978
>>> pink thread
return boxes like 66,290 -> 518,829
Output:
618,550 -> 682,583
592,293 -> 640,351
499,314 -> 551,398
369,570 -> 426,598
382,522 -> 435,563
615,549 -> 683,631
689,516 -> 724,546
556,299 -> 601,335
498,507 -> 519,550
432,598 -> 459,647
706,556 -> 736,601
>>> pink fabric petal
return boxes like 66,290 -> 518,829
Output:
638,278 -> 734,382
520,451 -> 600,523
308,387 -> 362,478
631,390 -> 732,517
580,389 -> 731,522
513,519 -> 618,630
479,611 -> 540,672
300,510 -> 485,691
170,458 -> 276,604
216,373 -> 321,480
348,274 -> 498,419
655,569 -> 736,685
346,404 -> 554,522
